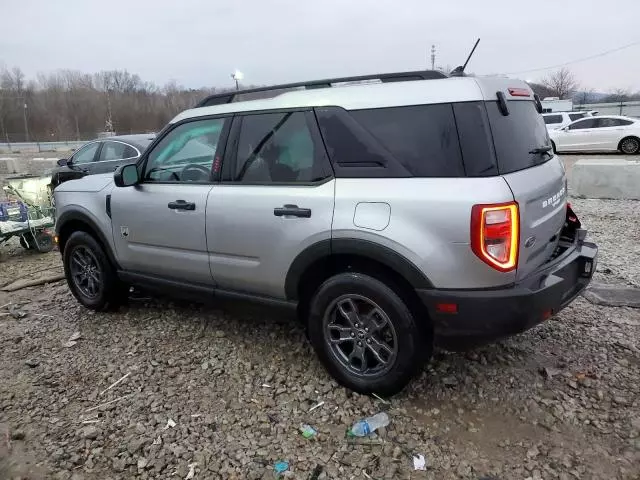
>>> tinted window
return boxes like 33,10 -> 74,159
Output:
485,100 -> 551,174
568,118 -> 598,130
350,104 -> 465,177
597,118 -> 633,127
569,113 -> 586,121
144,118 -> 225,182
72,142 -> 100,165
235,112 -> 329,183
100,141 -> 137,161
452,102 -> 497,176
544,115 -> 563,124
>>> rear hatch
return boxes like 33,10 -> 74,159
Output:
481,83 -> 568,280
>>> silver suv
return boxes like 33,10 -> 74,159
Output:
54,71 -> 598,395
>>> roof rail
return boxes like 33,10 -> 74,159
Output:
195,70 -> 448,108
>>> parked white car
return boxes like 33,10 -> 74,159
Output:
543,111 -> 590,130
549,115 -> 640,154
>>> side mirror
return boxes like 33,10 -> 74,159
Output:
114,164 -> 139,187
57,158 -> 69,166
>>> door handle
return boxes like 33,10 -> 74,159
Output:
168,200 -> 196,211
274,204 -> 311,218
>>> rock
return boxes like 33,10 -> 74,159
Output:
392,446 -> 402,460
82,426 -> 100,440
113,457 -> 127,472
25,359 -> 39,368
527,446 -> 540,459
10,430 -> 25,440
442,376 -> 458,387
137,457 -> 149,470
128,437 -> 146,454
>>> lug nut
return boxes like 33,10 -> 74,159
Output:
358,341 -> 362,346
366,338 -> 371,344
354,323 -> 359,328
350,332 -> 355,337
365,327 -> 369,332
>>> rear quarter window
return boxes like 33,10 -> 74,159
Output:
544,114 -> 563,124
349,104 -> 465,177
569,113 -> 586,121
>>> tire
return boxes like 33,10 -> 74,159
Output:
19,235 -> 34,250
307,272 -> 430,396
34,232 -> 54,253
619,136 -> 640,155
63,231 -> 123,311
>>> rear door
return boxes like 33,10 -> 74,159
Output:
485,99 -> 568,280
206,110 -> 335,299
591,118 -> 629,151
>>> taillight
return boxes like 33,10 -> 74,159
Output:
471,202 -> 519,272
508,87 -> 531,97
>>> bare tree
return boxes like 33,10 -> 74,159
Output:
576,88 -> 595,106
540,68 -> 578,100
604,88 -> 632,103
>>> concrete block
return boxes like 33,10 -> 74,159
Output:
0,158 -> 21,174
572,159 -> 640,200
27,158 -> 58,176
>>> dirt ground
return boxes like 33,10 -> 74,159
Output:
0,199 -> 639,479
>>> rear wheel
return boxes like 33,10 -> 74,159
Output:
307,272 -> 429,396
63,231 -> 124,311
619,137 -> 640,155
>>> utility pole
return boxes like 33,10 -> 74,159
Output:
430,45 -> 436,70
23,101 -> 29,142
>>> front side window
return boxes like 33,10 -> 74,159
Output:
568,118 -> 598,130
235,111 -> 329,183
72,142 -> 100,165
144,118 -> 226,182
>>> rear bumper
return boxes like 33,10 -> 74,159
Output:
417,240 -> 597,348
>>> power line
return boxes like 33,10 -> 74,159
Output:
505,40 -> 640,75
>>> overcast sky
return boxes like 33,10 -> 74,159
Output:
1,0 -> 639,92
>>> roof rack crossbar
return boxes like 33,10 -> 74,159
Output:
196,70 -> 448,107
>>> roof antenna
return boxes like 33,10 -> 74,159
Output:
450,38 -> 480,77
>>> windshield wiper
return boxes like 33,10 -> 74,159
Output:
529,145 -> 553,156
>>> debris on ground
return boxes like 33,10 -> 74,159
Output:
308,401 -> 324,412
164,418 -> 176,429
348,412 -> 389,437
99,371 -> 131,396
413,453 -> 427,471
299,424 -> 317,439
274,460 -> 289,476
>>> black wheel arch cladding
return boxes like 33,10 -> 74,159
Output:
285,238 -> 433,300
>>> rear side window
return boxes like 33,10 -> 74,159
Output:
597,118 -> 633,127
544,114 -> 562,124
350,104 -> 465,177
569,113 -> 585,121
485,100 -> 551,174
235,111 -> 330,183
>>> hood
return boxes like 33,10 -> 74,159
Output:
54,173 -> 114,193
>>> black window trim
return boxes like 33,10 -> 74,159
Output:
137,113 -> 233,186
220,107 -> 335,187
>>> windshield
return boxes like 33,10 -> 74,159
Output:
486,100 -> 551,174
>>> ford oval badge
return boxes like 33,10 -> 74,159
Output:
524,236 -> 536,248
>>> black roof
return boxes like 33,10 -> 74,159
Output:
196,70 -> 448,108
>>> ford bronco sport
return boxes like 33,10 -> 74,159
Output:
54,70 -> 597,395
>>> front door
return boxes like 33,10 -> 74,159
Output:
207,111 -> 335,299
562,118 -> 598,151
110,117 -> 230,285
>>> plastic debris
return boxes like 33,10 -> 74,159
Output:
299,424 -> 317,439
164,418 -> 176,429
413,454 -> 427,471
308,401 -> 324,412
274,460 -> 289,475
372,393 -> 390,404
185,462 -> 197,479
348,412 -> 389,437
152,436 -> 162,445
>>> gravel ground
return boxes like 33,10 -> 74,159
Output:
0,197 -> 639,480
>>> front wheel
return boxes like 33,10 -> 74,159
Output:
63,231 -> 123,311
307,272 -> 429,396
